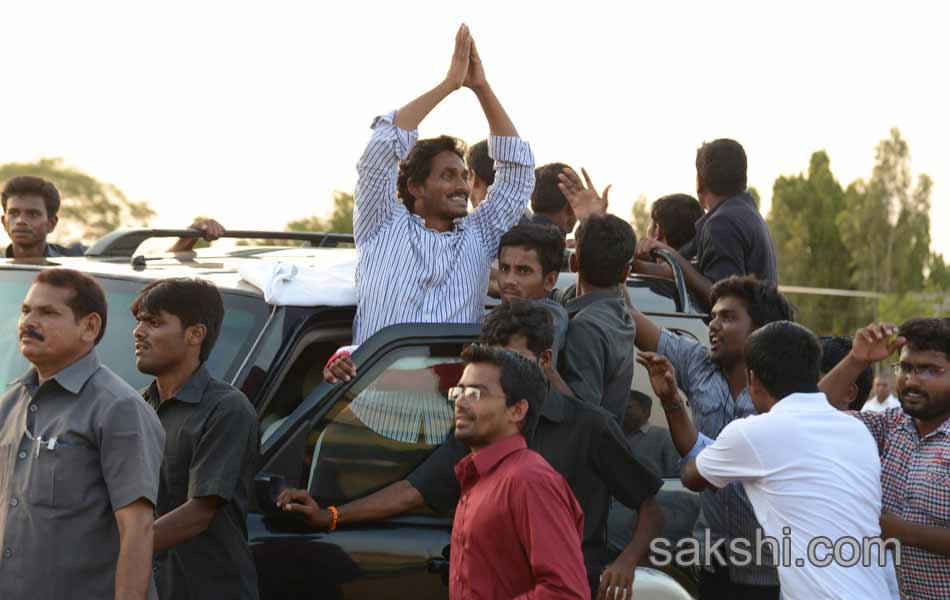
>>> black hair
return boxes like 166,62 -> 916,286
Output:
480,300 -> 555,357
651,193 -> 704,250
696,139 -> 748,198
461,343 -> 548,439
396,135 -> 467,212
34,268 -> 108,344
498,224 -> 566,277
131,278 -> 224,362
629,390 -> 653,413
574,214 -> 636,287
710,275 -> 794,329
531,162 -> 570,214
465,139 -> 494,187
2,176 -> 62,217
746,321 -> 821,401
899,317 -> 950,360
820,335 -> 873,408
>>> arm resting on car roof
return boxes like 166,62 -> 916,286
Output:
277,480 -> 425,529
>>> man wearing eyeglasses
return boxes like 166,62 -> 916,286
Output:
820,317 -> 950,600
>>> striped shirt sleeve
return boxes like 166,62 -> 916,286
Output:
353,111 -> 419,246
463,135 -> 535,259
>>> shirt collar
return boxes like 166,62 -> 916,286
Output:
13,350 -> 102,394
898,411 -> 950,439
407,212 -> 468,232
5,242 -> 56,258
565,288 -> 621,316
540,390 -> 567,423
144,363 -> 212,405
469,434 -> 527,477
769,391 -> 831,414
694,192 -> 754,234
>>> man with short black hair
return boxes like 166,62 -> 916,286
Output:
630,275 -> 793,598
650,193 -> 705,252
561,214 -> 637,422
666,321 -> 893,599
352,25 -> 533,346
2,175 -> 225,259
820,318 -> 950,599
635,139 -> 778,309
864,374 -> 901,413
464,139 -> 494,209
133,278 -> 259,600
622,391 -> 680,478
0,268 -> 165,600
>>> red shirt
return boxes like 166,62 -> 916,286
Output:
450,434 -> 589,600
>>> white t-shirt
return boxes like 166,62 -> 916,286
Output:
695,392 -> 893,600
861,394 -> 901,413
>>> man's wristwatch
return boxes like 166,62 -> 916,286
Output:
662,398 -> 685,412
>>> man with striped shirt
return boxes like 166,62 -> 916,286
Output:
352,24 -> 534,346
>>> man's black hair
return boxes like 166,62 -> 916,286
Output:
696,139 -> 748,198
131,278 -> 225,362
498,224 -> 566,277
574,214 -> 636,287
34,268 -> 108,344
746,321 -> 821,401
899,317 -> 950,360
820,335 -> 872,408
2,176 -> 62,217
651,193 -> 704,250
461,343 -> 548,440
710,275 -> 794,329
465,139 -> 494,187
531,162 -> 570,214
629,390 -> 653,413
396,135 -> 467,213
481,300 -> 555,357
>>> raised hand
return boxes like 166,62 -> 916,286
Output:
635,236 -> 673,261
636,351 -> 678,402
463,37 -> 487,92
445,24 -> 472,91
851,323 -> 905,366
557,167 -> 610,222
324,354 -> 358,384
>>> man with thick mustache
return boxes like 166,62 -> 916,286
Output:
820,318 -> 950,600
0,268 -> 164,600
351,24 -> 533,346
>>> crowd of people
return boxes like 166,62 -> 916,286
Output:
0,22 -> 947,600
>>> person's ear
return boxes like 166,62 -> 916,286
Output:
187,324 -> 207,349
407,180 -> 424,213
47,215 -> 58,234
79,312 -> 102,345
1,214 -> 7,230
543,270 -> 558,292
508,398 -> 529,429
696,173 -> 705,197
655,224 -> 667,244
538,349 -> 553,370
569,252 -> 578,274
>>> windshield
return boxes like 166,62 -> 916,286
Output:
0,269 -> 270,390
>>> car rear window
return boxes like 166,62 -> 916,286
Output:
0,269 -> 270,390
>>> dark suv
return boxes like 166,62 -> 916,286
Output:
1,229 -> 704,600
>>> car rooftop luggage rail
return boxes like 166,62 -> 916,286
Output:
84,229 -> 356,258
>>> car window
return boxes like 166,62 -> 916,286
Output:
0,269 -> 270,389
301,342 -> 465,510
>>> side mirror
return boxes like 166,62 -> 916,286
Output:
255,473 -> 286,514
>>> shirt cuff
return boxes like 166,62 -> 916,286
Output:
370,111 -> 418,160
681,432 -> 715,469
488,135 -> 534,167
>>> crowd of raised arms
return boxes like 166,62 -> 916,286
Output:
1,23 -> 947,600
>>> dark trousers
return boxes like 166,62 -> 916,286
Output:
699,564 -> 780,600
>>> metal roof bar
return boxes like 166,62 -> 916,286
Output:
84,229 -> 355,258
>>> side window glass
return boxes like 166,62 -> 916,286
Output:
304,342 -> 465,509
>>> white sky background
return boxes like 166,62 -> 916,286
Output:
2,1 -> 948,260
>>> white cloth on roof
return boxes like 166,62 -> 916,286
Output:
238,258 -> 357,306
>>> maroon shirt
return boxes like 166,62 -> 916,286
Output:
450,434 -> 589,600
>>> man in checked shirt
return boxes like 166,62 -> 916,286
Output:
821,317 -> 950,600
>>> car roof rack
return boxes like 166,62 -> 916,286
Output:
84,229 -> 355,258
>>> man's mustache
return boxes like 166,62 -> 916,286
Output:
20,328 -> 44,341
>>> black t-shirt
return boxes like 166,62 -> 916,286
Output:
407,391 -> 662,589
693,192 -> 778,285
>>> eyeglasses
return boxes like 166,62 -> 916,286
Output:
447,386 -> 487,405
891,362 -> 948,381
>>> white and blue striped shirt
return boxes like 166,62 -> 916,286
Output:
352,111 -> 535,345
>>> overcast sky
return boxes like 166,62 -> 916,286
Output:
3,0 -> 948,266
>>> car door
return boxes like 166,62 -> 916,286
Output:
249,324 -> 478,600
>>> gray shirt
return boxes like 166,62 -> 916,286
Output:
0,350 -> 165,599
562,289 -> 635,423
658,329 -> 778,586
625,425 -> 681,479
144,364 -> 260,600
693,192 -> 778,286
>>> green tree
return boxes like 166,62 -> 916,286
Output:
238,191 -> 354,246
0,157 -> 154,242
630,194 -> 650,240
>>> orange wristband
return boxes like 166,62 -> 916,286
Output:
327,505 -> 339,531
